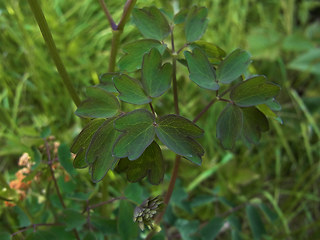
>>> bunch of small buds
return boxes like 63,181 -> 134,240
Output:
133,196 -> 164,231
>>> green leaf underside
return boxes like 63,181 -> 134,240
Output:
216,49 -> 251,84
246,205 -> 266,240
230,75 -> 281,107
86,118 -> 120,182
113,74 -> 151,104
71,119 -> 105,169
132,7 -> 171,41
191,41 -> 226,61
98,73 -> 118,93
184,48 -> 219,90
185,6 -> 208,43
216,104 -> 243,150
116,142 -> 165,185
155,114 -> 204,165
75,87 -> 119,119
142,48 -> 173,97
257,104 -> 283,124
113,109 -> 155,160
242,107 -> 269,144
265,98 -> 281,111
118,39 -> 167,72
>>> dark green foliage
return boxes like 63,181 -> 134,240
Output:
230,75 -> 280,107
116,142 -> 165,185
86,118 -> 120,182
185,6 -> 208,42
155,114 -> 204,165
142,48 -> 173,97
216,104 -> 243,150
246,205 -> 266,240
75,87 -> 119,118
216,49 -> 251,84
113,74 -> 151,105
118,39 -> 167,72
241,107 -> 269,144
71,119 -> 105,169
184,47 -> 219,90
200,217 -> 224,240
113,109 -> 155,160
132,7 -> 171,41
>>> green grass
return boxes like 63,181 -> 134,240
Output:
1,0 -> 320,239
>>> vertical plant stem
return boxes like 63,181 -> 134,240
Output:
171,30 -> 179,115
117,0 -> 137,31
27,0 -> 81,107
44,140 -> 80,240
98,0 -> 117,30
108,30 -> 122,72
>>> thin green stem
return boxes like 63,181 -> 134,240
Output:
118,0 -> 137,31
171,29 -> 179,115
98,0 -> 117,30
27,0 -> 81,107
108,30 -> 122,72
44,140 -> 80,240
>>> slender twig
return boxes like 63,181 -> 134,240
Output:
45,140 -> 65,209
193,98 -> 218,123
44,140 -> 80,240
193,86 -> 235,123
171,29 -> 179,115
149,102 -> 156,116
88,196 -> 127,210
11,223 -> 64,237
177,43 -> 189,54
98,0 -> 117,30
108,30 -> 121,72
27,0 -> 81,107
118,0 -> 137,31
220,203 -> 247,218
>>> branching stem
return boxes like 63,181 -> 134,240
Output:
27,0 -> 81,107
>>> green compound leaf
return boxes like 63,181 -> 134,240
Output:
216,49 -> 251,84
155,114 -> 204,165
116,142 -> 165,185
246,205 -> 266,240
230,75 -> 281,107
241,107 -> 269,144
190,41 -> 226,62
75,87 -> 119,119
184,48 -> 219,90
71,119 -> 105,169
86,118 -> 120,182
216,104 -> 243,150
118,39 -> 167,72
185,6 -> 208,43
113,109 -> 155,160
142,48 -> 173,98
174,9 -> 188,24
98,73 -> 118,93
132,7 -> 171,41
113,74 -> 151,105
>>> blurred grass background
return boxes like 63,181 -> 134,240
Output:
1,0 -> 320,239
